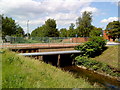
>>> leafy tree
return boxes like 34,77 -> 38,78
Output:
31,18 -> 59,37
105,21 -> 120,41
31,25 -> 46,37
67,23 -> 76,37
44,18 -> 59,37
2,15 -> 24,37
15,25 -> 25,37
76,11 -> 93,37
89,27 -> 102,37
59,28 -> 68,37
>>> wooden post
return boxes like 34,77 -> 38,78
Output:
31,50 -> 34,53
20,50 -> 24,53
57,54 -> 61,67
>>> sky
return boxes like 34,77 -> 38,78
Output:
0,0 -> 119,34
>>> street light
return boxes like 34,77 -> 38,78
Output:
27,20 -> 29,37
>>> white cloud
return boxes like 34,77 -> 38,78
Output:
80,7 -> 98,14
0,0 -> 99,33
101,17 -> 118,23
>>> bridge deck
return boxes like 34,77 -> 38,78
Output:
19,50 -> 81,56
0,43 -> 80,49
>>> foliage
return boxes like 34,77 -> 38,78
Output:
12,38 -> 41,43
59,28 -> 68,37
31,26 -> 46,37
89,27 -> 102,37
2,49 -> 94,88
75,56 -> 120,77
76,11 -> 93,37
31,18 -> 59,37
89,36 -> 106,48
2,15 -> 24,37
44,19 -> 59,37
75,36 -> 106,57
67,23 -> 77,37
105,21 -> 120,41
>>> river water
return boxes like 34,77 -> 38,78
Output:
61,66 -> 120,89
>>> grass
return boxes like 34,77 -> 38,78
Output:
1,49 -> 96,88
92,45 -> 120,69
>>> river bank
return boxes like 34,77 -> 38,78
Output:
62,65 -> 120,88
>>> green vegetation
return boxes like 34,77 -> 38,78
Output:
2,12 -> 119,42
89,27 -> 102,37
75,56 -> 120,77
76,11 -> 93,37
11,37 -> 41,43
75,36 -> 106,57
92,45 -> 120,69
31,11 -> 101,38
105,21 -> 120,41
31,19 -> 59,37
75,38 -> 119,77
2,49 -> 95,88
1,15 -> 24,38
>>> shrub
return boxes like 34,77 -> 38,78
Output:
75,56 -> 101,70
89,36 -> 106,48
75,36 -> 106,57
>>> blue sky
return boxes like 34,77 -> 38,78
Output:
0,0 -> 119,33
91,2 -> 118,28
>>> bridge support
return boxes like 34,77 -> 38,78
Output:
57,54 -> 61,67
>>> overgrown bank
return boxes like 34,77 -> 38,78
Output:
75,37 -> 120,78
1,49 -> 95,88
92,45 -> 119,69
75,56 -> 120,77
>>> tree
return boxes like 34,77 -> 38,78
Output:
31,18 -> 59,37
59,28 -> 68,37
2,15 -> 24,37
89,27 -> 102,37
31,25 -> 46,37
67,23 -> 76,37
15,25 -> 25,37
44,18 -> 59,37
105,21 -> 120,41
76,11 -> 93,37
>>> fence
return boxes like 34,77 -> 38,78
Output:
3,36 -> 89,44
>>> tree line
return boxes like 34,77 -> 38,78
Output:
1,11 -> 120,41
31,11 -> 102,37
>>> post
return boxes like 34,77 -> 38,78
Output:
27,20 -> 29,38
57,54 -> 61,67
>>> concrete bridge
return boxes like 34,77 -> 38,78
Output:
1,43 -> 81,67
19,50 -> 81,67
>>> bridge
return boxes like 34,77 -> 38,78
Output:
17,49 -> 81,67
19,50 -> 81,56
1,43 -> 81,67
19,50 -> 81,67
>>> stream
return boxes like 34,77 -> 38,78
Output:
61,66 -> 120,89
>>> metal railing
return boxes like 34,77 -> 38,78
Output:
2,37 -> 82,44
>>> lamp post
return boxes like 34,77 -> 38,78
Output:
27,20 -> 29,37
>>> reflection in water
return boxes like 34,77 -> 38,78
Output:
61,66 -> 120,89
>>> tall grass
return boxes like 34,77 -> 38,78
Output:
92,45 -> 119,69
1,49 -> 95,88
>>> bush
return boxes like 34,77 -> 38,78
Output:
89,36 -> 106,48
75,36 -> 106,57
75,56 -> 102,70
